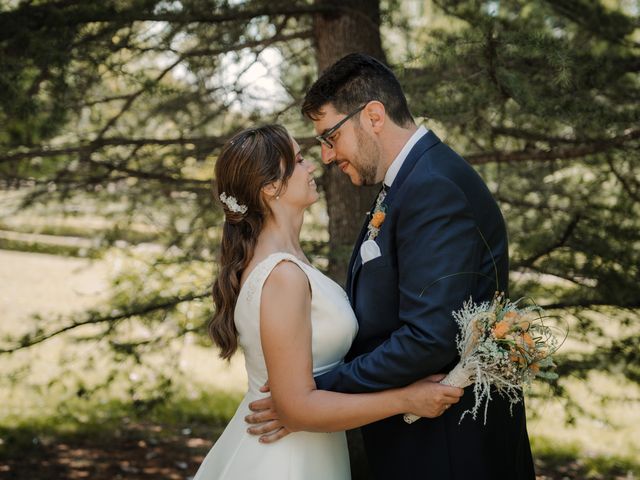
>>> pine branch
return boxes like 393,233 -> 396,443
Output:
606,156 -> 640,203
491,127 -> 640,146
517,214 -> 581,269
485,22 -> 512,101
540,300 -> 640,310
179,29 -> 312,59
494,195 -> 559,213
466,129 -> 640,164
82,94 -> 138,107
544,0 -> 638,44
0,290 -> 210,354
0,2 -> 339,38
82,28 -> 313,140
94,50 -> 187,139
1,156 -> 212,190
1,137 -> 225,162
87,158 -> 212,186
515,267 -> 600,290
1,136 -> 317,163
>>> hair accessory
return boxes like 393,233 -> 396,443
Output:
219,192 -> 248,215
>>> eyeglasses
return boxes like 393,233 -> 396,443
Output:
315,103 -> 368,149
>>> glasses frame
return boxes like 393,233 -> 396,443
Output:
315,103 -> 368,149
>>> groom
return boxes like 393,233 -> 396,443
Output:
248,53 -> 535,479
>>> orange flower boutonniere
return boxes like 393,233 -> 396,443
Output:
367,205 -> 387,240
371,211 -> 386,229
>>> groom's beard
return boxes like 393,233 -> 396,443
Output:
354,127 -> 381,186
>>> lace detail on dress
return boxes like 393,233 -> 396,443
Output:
244,259 -> 272,304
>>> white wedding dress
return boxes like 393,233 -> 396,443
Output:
193,252 -> 358,480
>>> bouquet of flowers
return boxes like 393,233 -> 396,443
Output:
404,292 -> 560,425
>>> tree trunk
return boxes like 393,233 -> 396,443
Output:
312,2 -> 384,478
313,0 -> 385,284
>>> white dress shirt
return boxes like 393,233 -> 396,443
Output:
383,125 -> 429,188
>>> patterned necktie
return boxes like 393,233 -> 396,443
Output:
375,184 -> 388,210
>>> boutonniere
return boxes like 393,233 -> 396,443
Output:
367,204 -> 387,240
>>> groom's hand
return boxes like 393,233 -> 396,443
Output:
245,383 -> 291,443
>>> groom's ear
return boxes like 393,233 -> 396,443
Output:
363,101 -> 385,133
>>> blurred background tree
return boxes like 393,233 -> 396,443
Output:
0,0 -> 638,478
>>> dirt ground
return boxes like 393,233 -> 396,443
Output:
0,422 -> 216,480
0,420 -> 616,480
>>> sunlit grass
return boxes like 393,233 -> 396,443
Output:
531,435 -> 640,479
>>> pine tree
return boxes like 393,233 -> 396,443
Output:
1,0 -> 638,437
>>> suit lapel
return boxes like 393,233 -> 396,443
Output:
347,191 -> 381,302
349,130 -> 442,298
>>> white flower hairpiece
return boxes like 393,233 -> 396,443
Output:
219,192 -> 248,215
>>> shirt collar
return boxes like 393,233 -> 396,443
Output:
383,125 -> 429,188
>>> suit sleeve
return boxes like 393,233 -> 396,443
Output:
315,174 -> 483,393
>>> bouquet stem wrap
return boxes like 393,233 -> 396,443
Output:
440,363 -> 475,389
403,363 -> 474,424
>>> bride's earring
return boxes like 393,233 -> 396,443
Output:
276,195 -> 280,200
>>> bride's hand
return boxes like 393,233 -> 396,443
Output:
245,382 -> 292,443
403,374 -> 464,418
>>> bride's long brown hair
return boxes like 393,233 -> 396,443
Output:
210,125 -> 296,359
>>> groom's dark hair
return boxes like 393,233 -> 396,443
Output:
302,53 -> 414,127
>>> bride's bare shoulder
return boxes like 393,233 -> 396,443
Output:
260,261 -> 311,334
263,259 -> 307,292
263,258 -> 311,304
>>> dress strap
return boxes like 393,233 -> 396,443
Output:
242,252 -> 311,307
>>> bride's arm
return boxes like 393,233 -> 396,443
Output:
259,261 -> 462,434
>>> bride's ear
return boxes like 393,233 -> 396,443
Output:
262,182 -> 280,201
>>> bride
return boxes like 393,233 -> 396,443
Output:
193,125 -> 463,479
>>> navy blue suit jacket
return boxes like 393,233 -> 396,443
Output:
315,131 -> 535,480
